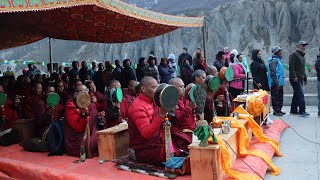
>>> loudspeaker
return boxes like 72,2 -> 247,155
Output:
47,63 -> 58,72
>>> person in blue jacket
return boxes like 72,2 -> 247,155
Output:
158,58 -> 175,84
268,46 -> 285,116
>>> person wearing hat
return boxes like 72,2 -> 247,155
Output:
315,47 -> 320,117
178,47 -> 192,70
289,41 -> 310,117
268,46 -> 285,116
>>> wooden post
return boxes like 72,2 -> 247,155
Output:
202,19 -> 207,62
49,37 -> 53,73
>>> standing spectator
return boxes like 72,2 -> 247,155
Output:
26,64 -> 36,78
3,66 -> 15,78
58,66 -> 64,74
289,41 -> 310,117
94,63 -> 105,94
194,53 -> 207,71
102,61 -> 114,92
113,60 -> 123,82
158,58 -> 175,84
79,61 -> 89,83
136,57 -> 146,82
315,48 -> 320,117
180,59 -> 193,86
213,51 -> 227,71
68,61 -> 79,85
167,54 -> 177,78
229,54 -> 246,98
192,48 -> 202,67
268,46 -> 285,116
121,59 -> 136,88
250,49 -> 270,91
178,47 -> 192,69
143,56 -> 160,83
89,60 -> 98,80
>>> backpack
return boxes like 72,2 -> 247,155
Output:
48,119 -> 65,156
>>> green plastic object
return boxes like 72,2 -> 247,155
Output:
225,66 -> 234,82
46,93 -> 60,107
0,92 -> 7,106
209,76 -> 220,92
110,88 -> 123,103
189,84 -> 197,103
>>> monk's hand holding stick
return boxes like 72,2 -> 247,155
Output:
98,111 -> 105,118
79,107 -> 89,118
187,101 -> 197,110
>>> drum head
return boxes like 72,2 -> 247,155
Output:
219,67 -> 227,80
46,93 -> 60,107
209,76 -> 220,92
160,85 -> 179,110
193,85 -> 207,115
154,84 -> 168,107
0,92 -> 7,106
76,91 -> 91,109
185,83 -> 195,101
189,85 -> 198,103
225,66 -> 234,82
115,88 -> 123,103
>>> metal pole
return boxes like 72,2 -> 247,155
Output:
202,19 -> 207,62
49,37 -> 53,73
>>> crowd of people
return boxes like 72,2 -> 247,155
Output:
0,40 -> 316,166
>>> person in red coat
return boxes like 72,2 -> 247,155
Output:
168,78 -> 196,152
128,76 -> 169,165
64,84 -> 100,157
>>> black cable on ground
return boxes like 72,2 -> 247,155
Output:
223,139 -> 265,180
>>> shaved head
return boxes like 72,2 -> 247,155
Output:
205,65 -> 217,76
169,78 -> 185,96
108,79 -> 121,89
168,78 -> 183,86
140,76 -> 156,87
140,76 -> 158,99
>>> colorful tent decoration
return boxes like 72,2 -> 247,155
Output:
0,0 -> 204,50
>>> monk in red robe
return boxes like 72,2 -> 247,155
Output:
22,82 -> 43,118
214,80 -> 233,116
122,80 -> 138,107
33,84 -> 65,138
128,76 -> 169,165
85,80 -> 106,112
64,84 -> 100,157
0,85 -> 18,130
168,78 -> 196,152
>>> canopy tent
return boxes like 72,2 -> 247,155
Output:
0,0 -> 204,51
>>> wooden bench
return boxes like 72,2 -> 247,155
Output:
97,123 -> 129,162
189,119 -> 252,180
12,118 -> 35,142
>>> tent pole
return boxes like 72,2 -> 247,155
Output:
49,37 -> 53,73
202,19 -> 207,62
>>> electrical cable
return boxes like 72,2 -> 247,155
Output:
223,139 -> 265,180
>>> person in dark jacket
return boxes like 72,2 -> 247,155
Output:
158,58 -> 175,84
250,49 -> 270,91
143,56 -> 160,83
68,61 -> 79,85
268,46 -> 285,116
213,51 -> 228,71
136,57 -> 146,82
113,60 -> 123,82
289,41 -> 309,117
102,61 -> 114,92
94,63 -> 105,94
79,61 -> 89,83
315,47 -> 320,117
178,47 -> 193,69
180,59 -> 193,86
121,59 -> 137,88
194,53 -> 207,71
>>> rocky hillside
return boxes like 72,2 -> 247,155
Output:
0,0 -> 319,75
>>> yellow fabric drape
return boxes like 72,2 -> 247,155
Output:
215,135 -> 262,180
246,90 -> 269,116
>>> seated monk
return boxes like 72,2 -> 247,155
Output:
168,78 -> 196,152
0,85 -> 18,131
204,75 -> 218,123
64,84 -> 101,157
128,76 -> 170,165
85,80 -> 106,112
214,80 -> 233,116
22,82 -> 43,119
192,69 -> 206,85
65,79 -> 82,104
122,80 -> 138,107
104,80 -> 128,128
55,80 -> 68,105
33,84 -> 65,138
